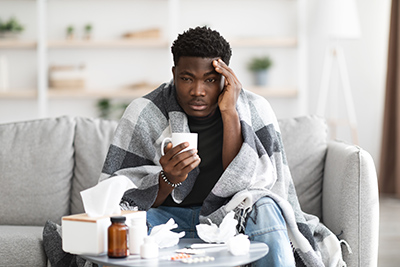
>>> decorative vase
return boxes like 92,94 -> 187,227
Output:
254,70 -> 268,86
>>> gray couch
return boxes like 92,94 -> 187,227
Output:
0,115 -> 379,266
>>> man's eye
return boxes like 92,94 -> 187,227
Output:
181,77 -> 191,82
206,78 -> 216,83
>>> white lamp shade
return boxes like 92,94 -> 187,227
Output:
327,0 -> 361,39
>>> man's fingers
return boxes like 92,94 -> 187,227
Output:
213,59 -> 240,86
163,142 -> 173,155
160,148 -> 200,183
160,144 -> 198,170
174,152 -> 201,173
163,142 -> 189,158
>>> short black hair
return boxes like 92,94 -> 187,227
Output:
171,26 -> 232,66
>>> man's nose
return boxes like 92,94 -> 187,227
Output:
191,81 -> 206,96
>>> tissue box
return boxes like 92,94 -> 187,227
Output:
62,210 -> 144,255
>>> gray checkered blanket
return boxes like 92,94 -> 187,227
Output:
100,82 -> 346,266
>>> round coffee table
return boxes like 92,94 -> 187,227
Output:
82,238 -> 268,267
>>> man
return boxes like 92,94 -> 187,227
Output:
100,27 -> 340,266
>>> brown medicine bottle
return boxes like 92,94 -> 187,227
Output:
108,216 -> 129,258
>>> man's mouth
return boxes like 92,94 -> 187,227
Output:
188,102 -> 207,111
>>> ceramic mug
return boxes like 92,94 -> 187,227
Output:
161,133 -> 198,156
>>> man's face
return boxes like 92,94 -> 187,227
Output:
172,56 -> 225,118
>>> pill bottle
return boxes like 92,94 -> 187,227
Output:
108,216 -> 129,258
140,236 -> 159,259
128,211 -> 147,255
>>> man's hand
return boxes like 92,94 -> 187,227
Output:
153,142 -> 200,207
213,59 -> 242,113
213,58 -> 243,169
159,142 -> 201,184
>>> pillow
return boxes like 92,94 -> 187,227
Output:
71,117 -> 118,214
278,115 -> 328,219
0,116 -> 75,225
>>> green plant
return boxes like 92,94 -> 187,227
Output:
66,25 -> 74,35
83,23 -> 93,40
96,99 -> 129,120
248,56 -> 273,71
0,16 -> 24,33
97,99 -> 111,118
84,24 -> 92,33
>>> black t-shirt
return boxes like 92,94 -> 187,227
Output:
161,108 -> 224,207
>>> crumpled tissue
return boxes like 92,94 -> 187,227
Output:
196,211 -> 251,255
149,218 -> 185,248
80,175 -> 136,217
227,234 -> 251,255
196,211 -> 237,243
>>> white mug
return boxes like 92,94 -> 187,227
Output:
161,133 -> 198,156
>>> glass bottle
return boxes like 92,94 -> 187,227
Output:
108,216 -> 129,258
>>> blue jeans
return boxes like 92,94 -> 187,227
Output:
243,197 -> 295,267
147,197 -> 295,266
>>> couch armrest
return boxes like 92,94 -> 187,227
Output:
322,140 -> 379,267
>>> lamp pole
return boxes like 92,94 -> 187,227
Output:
316,0 -> 361,144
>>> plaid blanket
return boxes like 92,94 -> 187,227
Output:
100,82 -> 346,266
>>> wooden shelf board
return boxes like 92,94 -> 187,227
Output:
231,37 -> 297,48
0,40 -> 36,49
0,37 -> 297,49
1,87 -> 297,100
47,87 -> 153,99
0,90 -> 37,99
247,86 -> 298,98
48,39 -> 169,48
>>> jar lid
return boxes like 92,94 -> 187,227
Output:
110,216 -> 126,223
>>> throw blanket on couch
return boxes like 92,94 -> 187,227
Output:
100,82 -> 345,267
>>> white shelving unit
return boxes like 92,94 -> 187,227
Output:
0,0 -> 307,120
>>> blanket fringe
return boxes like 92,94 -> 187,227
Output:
236,206 -> 251,233
339,239 -> 353,254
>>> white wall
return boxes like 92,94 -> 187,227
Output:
0,0 -> 391,171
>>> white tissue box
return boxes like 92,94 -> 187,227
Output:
62,210 -> 144,255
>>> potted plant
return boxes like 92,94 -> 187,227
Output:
96,99 -> 129,119
0,16 -> 24,39
248,56 -> 273,86
66,25 -> 75,40
84,23 -> 93,40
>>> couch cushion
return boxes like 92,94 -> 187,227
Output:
0,117 -> 75,225
278,115 -> 328,219
0,225 -> 47,266
71,117 -> 118,214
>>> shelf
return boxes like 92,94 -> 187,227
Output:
247,87 -> 298,98
230,37 -> 297,48
47,87 -> 152,99
48,39 -> 169,48
48,87 -> 298,99
48,38 -> 297,49
1,87 -> 297,100
0,40 -> 36,49
0,90 -> 36,99
0,37 -> 297,49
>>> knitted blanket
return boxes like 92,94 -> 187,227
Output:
100,82 -> 345,267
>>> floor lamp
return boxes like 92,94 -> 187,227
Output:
316,0 -> 361,145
